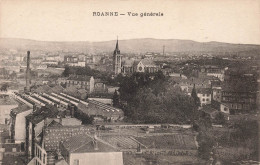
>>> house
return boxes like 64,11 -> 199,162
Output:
64,55 -> 86,67
211,80 -> 222,102
32,122 -> 91,165
60,134 -> 123,165
9,104 -> 33,147
197,88 -> 212,106
25,105 -> 59,160
178,77 -> 212,95
0,95 -> 18,124
66,75 -> 95,93
221,80 -> 257,114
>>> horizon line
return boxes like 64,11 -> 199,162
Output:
0,37 -> 260,46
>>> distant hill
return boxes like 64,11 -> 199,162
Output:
0,38 -> 260,55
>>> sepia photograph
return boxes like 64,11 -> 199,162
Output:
0,0 -> 259,164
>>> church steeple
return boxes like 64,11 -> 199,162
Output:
114,36 -> 120,54
113,36 -> 122,75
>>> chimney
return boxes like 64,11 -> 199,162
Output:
93,134 -> 98,151
25,51 -> 31,92
70,105 -> 75,117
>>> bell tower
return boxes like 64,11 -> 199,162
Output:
113,37 -> 122,75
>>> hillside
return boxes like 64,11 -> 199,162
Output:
0,38 -> 260,55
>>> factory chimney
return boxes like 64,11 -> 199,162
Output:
25,51 -> 31,92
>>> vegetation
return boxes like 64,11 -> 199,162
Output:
0,83 -> 9,91
116,71 -> 197,124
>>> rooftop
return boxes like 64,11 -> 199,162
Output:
42,125 -> 94,151
135,134 -> 197,150
26,106 -> 59,124
62,134 -> 118,153
10,104 -> 32,116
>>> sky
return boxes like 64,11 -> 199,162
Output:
0,0 -> 260,44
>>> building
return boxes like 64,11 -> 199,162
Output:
211,81 -> 222,102
221,74 -> 257,114
9,104 -> 33,145
197,88 -> 212,106
32,121 -> 90,165
45,55 -> 61,62
25,106 -> 59,160
31,57 -> 43,64
66,75 -> 95,93
113,38 -> 122,75
0,95 -> 18,124
60,134 -> 123,165
200,65 -> 225,81
178,77 -> 212,95
41,60 -> 58,66
64,55 -> 86,67
77,99 -> 124,122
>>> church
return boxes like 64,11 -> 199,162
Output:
113,38 -> 159,75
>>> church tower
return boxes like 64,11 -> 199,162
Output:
113,37 -> 122,75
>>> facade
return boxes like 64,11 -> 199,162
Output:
0,95 -> 18,124
66,75 -> 95,93
221,90 -> 256,114
221,77 -> 257,114
197,88 -> 212,106
64,55 -> 86,67
9,105 -> 33,144
25,106 -> 59,160
34,124 -> 92,165
200,65 -> 225,81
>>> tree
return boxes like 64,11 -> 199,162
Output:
191,84 -> 201,109
62,65 -> 71,77
113,90 -> 120,108
0,83 -> 9,91
214,112 -> 226,125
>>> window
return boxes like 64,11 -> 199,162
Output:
74,159 -> 79,165
206,98 -> 209,101
202,99 -> 205,102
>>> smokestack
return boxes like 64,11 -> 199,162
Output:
70,105 -> 75,117
93,134 -> 98,150
25,51 -> 31,92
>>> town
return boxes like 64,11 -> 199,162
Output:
0,38 -> 259,165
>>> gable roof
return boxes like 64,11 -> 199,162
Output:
10,104 -> 32,116
26,106 -> 59,124
140,59 -> 157,67
62,134 -> 118,153
42,125 -> 94,151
